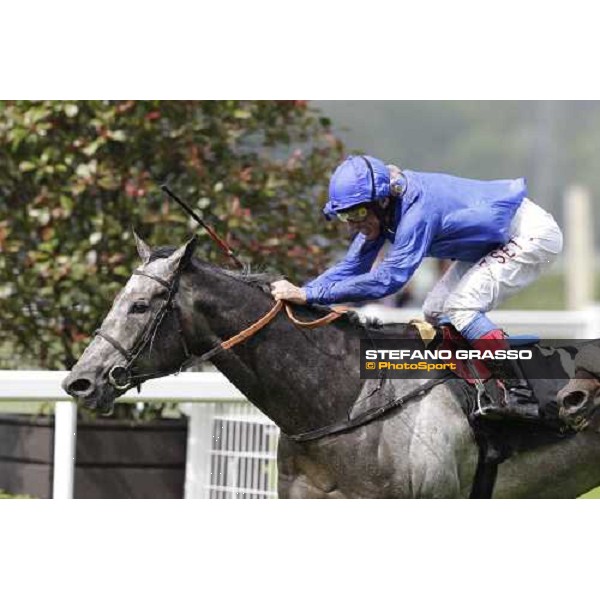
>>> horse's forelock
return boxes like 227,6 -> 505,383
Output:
147,246 -> 178,263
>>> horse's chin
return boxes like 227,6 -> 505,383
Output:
80,387 -> 118,415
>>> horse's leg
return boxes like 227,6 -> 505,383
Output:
381,386 -> 479,498
277,435 -> 347,499
278,473 -> 345,499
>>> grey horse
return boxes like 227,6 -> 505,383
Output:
62,237 -> 600,498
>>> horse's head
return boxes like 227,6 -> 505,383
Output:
558,344 -> 600,431
62,234 -> 197,414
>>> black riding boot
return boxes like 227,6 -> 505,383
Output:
477,358 -> 538,421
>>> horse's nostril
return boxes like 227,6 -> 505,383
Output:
68,378 -> 93,395
563,391 -> 587,411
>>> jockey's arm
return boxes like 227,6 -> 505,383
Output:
302,210 -> 439,305
271,233 -> 383,305
303,233 -> 385,293
302,233 -> 385,304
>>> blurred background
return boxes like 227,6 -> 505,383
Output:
315,100 -> 599,313
0,100 -> 598,499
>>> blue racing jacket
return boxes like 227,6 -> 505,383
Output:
303,170 -> 527,305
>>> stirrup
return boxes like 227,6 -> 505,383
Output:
464,359 -> 500,418
475,386 -> 509,419
473,379 -> 502,418
477,381 -> 540,421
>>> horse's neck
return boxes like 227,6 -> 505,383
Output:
181,271 -> 363,436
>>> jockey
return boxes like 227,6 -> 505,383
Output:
271,155 -> 564,416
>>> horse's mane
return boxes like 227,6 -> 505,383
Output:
148,246 -> 280,292
147,246 -> 402,333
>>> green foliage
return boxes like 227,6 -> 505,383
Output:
0,101 -> 344,370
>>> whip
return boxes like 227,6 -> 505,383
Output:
160,184 -> 244,270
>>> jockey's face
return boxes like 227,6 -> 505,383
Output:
347,208 -> 381,241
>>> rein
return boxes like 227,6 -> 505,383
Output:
200,301 -> 351,359
97,266 -> 351,393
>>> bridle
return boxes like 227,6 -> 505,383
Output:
96,263 -> 350,393
95,268 -> 192,392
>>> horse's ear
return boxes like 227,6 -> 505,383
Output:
133,230 -> 152,263
166,236 -> 198,272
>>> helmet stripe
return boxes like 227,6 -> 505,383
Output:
360,155 -> 376,201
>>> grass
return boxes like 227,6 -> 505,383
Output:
498,269 -> 600,311
499,273 -> 566,310
579,487 -> 600,499
0,488 -> 33,499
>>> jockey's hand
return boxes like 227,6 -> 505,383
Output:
270,280 -> 307,305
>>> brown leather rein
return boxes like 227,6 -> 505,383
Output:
220,300 -> 350,351
182,298 -> 352,391
174,296 -> 348,383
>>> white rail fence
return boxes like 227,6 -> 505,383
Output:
0,371 -> 276,499
2,307 -> 600,499
357,305 -> 600,339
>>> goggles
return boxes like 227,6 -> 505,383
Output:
336,205 -> 369,223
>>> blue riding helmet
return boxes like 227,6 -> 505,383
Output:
323,155 -> 391,220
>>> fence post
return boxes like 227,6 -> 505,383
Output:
184,403 -> 216,499
52,400 -> 77,499
583,304 -> 600,340
565,185 -> 594,310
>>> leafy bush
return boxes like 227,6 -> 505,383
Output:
0,101 -> 344,370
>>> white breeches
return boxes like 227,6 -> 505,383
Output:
422,198 -> 563,333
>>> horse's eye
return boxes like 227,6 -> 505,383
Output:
130,301 -> 149,314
